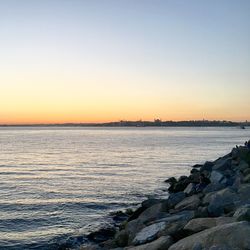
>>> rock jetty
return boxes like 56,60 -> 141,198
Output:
81,143 -> 250,250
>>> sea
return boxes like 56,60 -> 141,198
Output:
0,126 -> 250,249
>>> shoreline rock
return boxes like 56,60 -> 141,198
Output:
81,143 -> 250,250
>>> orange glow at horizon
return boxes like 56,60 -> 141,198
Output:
1,0 -> 249,125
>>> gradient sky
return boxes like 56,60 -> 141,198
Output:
0,0 -> 249,124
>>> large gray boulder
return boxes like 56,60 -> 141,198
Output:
237,184 -> 250,205
175,195 -> 200,211
200,161 -> 214,173
132,221 -> 166,245
141,199 -> 163,209
169,221 -> 250,250
208,245 -> 237,250
132,211 -> 194,245
128,198 -> 169,223
184,218 -> 217,233
126,236 -> 173,250
212,157 -> 231,171
153,210 -> 195,224
243,167 -> 250,176
166,192 -> 186,208
184,217 -> 236,233
122,202 -> 168,245
136,202 -> 167,224
243,174 -> 250,183
233,204 -> 250,221
128,200 -> 163,222
206,188 -> 239,216
237,160 -> 249,172
210,171 -> 224,184
203,191 -> 217,205
115,229 -> 129,247
203,183 -> 226,194
184,183 -> 195,195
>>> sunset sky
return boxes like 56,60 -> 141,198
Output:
1,0 -> 250,124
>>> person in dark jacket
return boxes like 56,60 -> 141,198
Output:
195,173 -> 210,193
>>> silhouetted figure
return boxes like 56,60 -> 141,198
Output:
195,174 -> 210,193
247,140 -> 250,150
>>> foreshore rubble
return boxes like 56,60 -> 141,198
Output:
81,142 -> 250,250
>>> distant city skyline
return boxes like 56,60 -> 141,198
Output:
1,0 -> 249,124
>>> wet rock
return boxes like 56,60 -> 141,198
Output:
162,220 -> 189,241
124,202 -> 167,244
214,153 -> 232,163
203,191 -> 216,205
210,171 -> 224,184
184,217 -> 217,233
237,183 -> 250,205
127,236 -> 173,250
100,239 -> 118,249
235,146 -> 250,165
141,199 -> 163,209
203,183 -> 226,194
110,144 -> 250,250
128,199 -> 164,223
233,204 -> 250,221
132,211 -> 194,245
243,167 -> 250,176
132,221 -> 166,245
184,183 -> 195,195
87,227 -> 116,243
212,158 -> 231,172
168,179 -> 190,193
231,147 -> 240,159
80,245 -> 100,250
188,172 -> 200,184
200,161 -> 214,173
136,202 -> 166,225
238,160 -> 249,172
190,168 -> 200,174
111,210 -> 130,224
195,206 -> 209,217
192,164 -> 203,169
178,175 -> 188,182
156,212 -> 194,238
124,219 -> 143,245
183,216 -> 235,234
224,169 -> 235,177
164,177 -> 177,184
231,174 -> 243,190
207,188 -> 239,216
169,221 -> 250,250
175,195 -> 200,211
115,229 -> 129,247
215,217 -> 236,225
243,174 -> 250,183
166,192 -> 186,208
128,207 -> 147,222
208,245 -> 235,250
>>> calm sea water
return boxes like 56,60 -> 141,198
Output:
0,126 -> 250,249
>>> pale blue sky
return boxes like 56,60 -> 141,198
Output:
0,0 -> 249,123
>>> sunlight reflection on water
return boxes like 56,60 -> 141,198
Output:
0,126 -> 250,249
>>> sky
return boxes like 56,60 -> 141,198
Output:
0,0 -> 249,124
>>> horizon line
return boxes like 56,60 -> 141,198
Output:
0,119 -> 248,126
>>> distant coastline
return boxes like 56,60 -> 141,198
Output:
0,120 -> 249,127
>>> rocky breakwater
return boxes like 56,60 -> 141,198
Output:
82,144 -> 250,250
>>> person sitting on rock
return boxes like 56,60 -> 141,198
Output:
195,174 -> 210,193
247,140 -> 250,149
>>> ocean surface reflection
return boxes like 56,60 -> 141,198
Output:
0,126 -> 250,249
